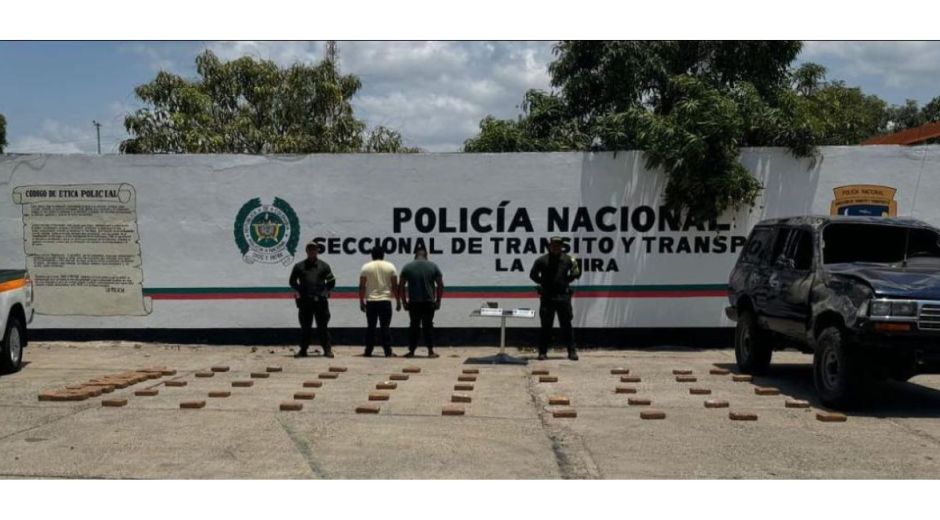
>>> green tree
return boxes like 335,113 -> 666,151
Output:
885,99 -> 925,131
466,41 -> 813,221
121,50 -> 415,154
465,90 -> 585,152
792,62 -> 827,96
0,113 -> 6,153
791,64 -> 888,145
875,97 -> 940,134
364,126 -> 421,153
923,95 -> 940,123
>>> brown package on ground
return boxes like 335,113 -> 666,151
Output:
442,406 -> 466,416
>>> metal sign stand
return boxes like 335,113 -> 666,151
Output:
466,306 -> 533,365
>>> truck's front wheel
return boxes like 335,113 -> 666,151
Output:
0,314 -> 25,374
813,326 -> 865,408
735,309 -> 772,375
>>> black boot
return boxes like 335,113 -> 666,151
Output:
537,350 -> 548,361
428,349 -> 440,359
567,348 -> 579,361
323,348 -> 335,358
403,350 -> 416,358
295,348 -> 308,358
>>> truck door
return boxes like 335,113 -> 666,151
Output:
742,227 -> 778,325
761,227 -> 793,332
768,228 -> 815,339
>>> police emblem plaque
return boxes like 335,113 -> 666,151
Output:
830,184 -> 898,217
234,197 -> 300,265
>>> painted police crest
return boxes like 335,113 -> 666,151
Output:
234,197 -> 300,265
830,184 -> 898,217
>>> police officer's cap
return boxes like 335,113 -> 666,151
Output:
549,236 -> 564,244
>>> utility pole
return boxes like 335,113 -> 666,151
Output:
325,41 -> 339,70
324,42 -> 340,127
92,120 -> 101,155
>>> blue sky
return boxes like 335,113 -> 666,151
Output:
2,41 -> 940,154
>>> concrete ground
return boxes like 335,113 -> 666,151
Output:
2,341 -> 940,479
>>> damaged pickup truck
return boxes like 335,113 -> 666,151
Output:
726,216 -> 940,407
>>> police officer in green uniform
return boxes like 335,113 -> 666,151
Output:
289,241 -> 337,358
529,236 -> 582,361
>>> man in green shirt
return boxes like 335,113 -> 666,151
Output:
289,242 -> 336,358
398,245 -> 443,358
529,236 -> 582,361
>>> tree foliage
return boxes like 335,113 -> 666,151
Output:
790,63 -> 888,145
0,113 -> 6,154
887,100 -> 925,131
364,125 -> 422,153
466,41 -> 811,221
923,96 -> 940,124
465,41 -> 940,221
121,50 -> 417,154
883,96 -> 940,131
465,91 -> 585,152
790,64 -> 938,138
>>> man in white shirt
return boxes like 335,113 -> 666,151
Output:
359,245 -> 400,357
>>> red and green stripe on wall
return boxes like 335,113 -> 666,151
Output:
142,284 -> 728,300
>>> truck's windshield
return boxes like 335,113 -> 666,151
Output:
823,223 -> 940,265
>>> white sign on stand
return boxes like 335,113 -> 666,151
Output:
468,303 -> 535,364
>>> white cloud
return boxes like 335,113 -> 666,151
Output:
340,41 -> 555,151
122,43 -> 186,73
6,119 -> 99,154
8,135 -> 85,154
356,92 -> 484,151
207,41 -> 325,65
802,41 -> 940,93
130,40 -> 556,151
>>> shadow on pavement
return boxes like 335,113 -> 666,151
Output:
713,361 -> 940,419
0,361 -> 30,377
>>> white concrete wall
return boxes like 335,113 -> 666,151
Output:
2,147 -> 938,330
